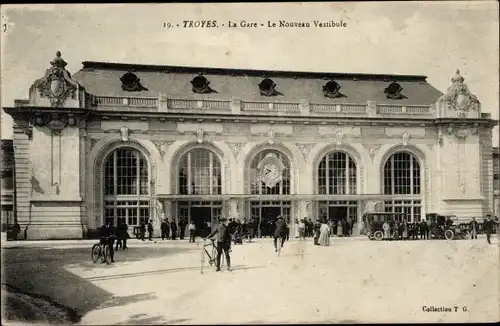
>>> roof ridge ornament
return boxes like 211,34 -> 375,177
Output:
441,69 -> 479,118
32,51 -> 79,107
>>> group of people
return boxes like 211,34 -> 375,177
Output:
98,219 -> 131,264
294,218 -> 356,239
381,219 -> 432,240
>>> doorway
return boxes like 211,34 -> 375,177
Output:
190,207 -> 211,237
328,206 -> 348,222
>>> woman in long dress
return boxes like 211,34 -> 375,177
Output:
294,219 -> 300,238
318,220 -> 330,246
337,220 -> 343,237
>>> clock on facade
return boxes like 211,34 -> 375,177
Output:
257,154 -> 285,188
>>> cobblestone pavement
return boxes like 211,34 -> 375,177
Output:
1,236 -> 499,324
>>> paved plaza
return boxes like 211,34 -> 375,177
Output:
1,236 -> 499,325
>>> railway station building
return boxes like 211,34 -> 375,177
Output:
3,51 -> 497,239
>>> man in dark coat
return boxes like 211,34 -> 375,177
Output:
483,215 -> 497,245
147,220 -> 154,241
161,219 -> 170,240
179,218 -> 187,240
170,220 -> 178,240
115,219 -> 129,251
273,216 -> 287,252
139,220 -> 146,241
206,218 -> 232,272
99,220 -> 116,263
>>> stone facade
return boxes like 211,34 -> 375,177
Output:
3,53 -> 498,239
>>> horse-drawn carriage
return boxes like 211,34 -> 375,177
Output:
363,212 -> 408,241
426,213 -> 470,240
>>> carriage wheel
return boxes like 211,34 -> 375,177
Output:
444,229 -> 454,240
368,234 -> 374,241
373,231 -> 384,241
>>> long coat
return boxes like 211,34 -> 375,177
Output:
318,223 -> 330,246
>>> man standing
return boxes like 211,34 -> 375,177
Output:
383,220 -> 390,241
179,218 -> 187,240
170,220 -> 178,240
147,220 -> 154,241
99,220 -> 116,263
161,219 -> 170,240
274,216 -> 287,251
206,218 -> 232,272
469,217 -> 479,240
188,220 -> 196,243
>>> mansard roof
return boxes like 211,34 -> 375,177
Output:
72,61 -> 444,105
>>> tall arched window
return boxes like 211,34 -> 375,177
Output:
103,147 -> 150,227
176,148 -> 222,233
383,151 -> 422,222
317,151 -> 358,224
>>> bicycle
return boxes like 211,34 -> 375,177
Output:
200,238 -> 224,274
91,236 -> 113,265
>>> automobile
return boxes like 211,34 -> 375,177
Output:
426,213 -> 470,240
363,212 -> 408,241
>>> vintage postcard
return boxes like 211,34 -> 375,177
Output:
1,2 -> 499,325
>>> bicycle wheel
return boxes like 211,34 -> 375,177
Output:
103,245 -> 111,265
200,245 -> 206,274
91,244 -> 100,263
211,245 -> 218,267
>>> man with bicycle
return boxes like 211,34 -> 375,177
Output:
205,217 -> 232,272
274,215 -> 287,252
100,220 -> 116,263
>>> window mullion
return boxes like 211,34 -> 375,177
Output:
345,156 -> 350,195
326,154 -> 330,195
136,152 -> 140,196
114,151 -> 117,195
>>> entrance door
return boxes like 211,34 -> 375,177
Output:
328,206 -> 348,222
190,207 -> 211,237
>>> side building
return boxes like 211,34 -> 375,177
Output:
2,51 -> 498,239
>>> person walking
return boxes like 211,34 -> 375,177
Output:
273,216 -> 287,252
139,220 -> 146,241
484,215 -> 497,245
206,218 -> 232,272
161,219 -> 170,240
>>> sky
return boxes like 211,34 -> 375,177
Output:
1,2 -> 498,145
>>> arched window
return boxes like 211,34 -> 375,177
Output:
317,151 -> 358,225
176,149 -> 223,233
103,148 -> 150,227
178,149 -> 222,195
318,152 -> 356,195
383,151 -> 422,222
247,149 -> 292,230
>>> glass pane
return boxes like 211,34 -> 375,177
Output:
178,149 -> 221,195
318,152 -> 357,195
128,208 -> 138,226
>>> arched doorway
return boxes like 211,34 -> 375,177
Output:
103,147 -> 150,227
176,148 -> 223,236
382,151 -> 422,222
247,149 -> 291,237
316,151 -> 358,234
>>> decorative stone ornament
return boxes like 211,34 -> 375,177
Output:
268,130 -> 275,144
227,142 -> 245,158
446,125 -> 478,142
441,70 -> 480,118
154,141 -> 173,160
334,130 -> 344,145
257,153 -> 285,188
402,132 -> 410,146
363,144 -> 381,160
120,126 -> 129,142
196,128 -> 204,144
296,143 -> 315,160
32,51 -> 78,107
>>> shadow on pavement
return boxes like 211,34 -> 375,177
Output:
1,246 -> 196,324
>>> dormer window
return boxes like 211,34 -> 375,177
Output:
191,75 -> 215,94
259,78 -> 280,97
323,80 -> 343,99
120,72 -> 147,91
384,82 -> 405,100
